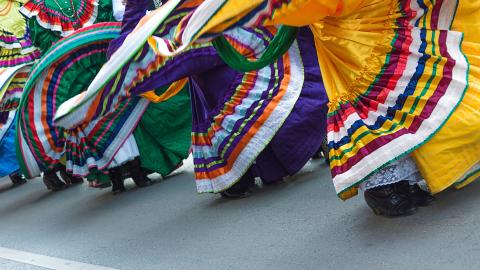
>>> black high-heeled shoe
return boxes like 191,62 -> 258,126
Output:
221,174 -> 255,199
364,181 -> 417,217
9,173 -> 27,186
42,169 -> 67,191
59,169 -> 84,185
109,168 -> 125,194
127,158 -> 152,188
261,178 -> 284,186
409,184 -> 435,207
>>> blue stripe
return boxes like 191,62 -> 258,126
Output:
328,28 -> 430,150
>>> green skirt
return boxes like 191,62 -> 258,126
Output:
134,86 -> 192,177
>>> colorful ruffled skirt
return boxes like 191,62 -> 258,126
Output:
20,0 -> 115,52
56,0 -> 480,197
0,0 -> 40,68
53,0 -> 328,193
0,64 -> 30,178
0,65 -> 29,112
15,22 -> 141,177
133,89 -> 192,177
16,22 -> 191,179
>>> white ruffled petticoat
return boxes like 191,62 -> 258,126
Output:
360,156 -> 424,191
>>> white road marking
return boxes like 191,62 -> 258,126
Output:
0,247 -> 118,270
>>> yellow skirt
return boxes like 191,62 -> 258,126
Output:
413,1 -> 480,194
198,0 -> 480,197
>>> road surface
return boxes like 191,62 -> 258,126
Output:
0,158 -> 478,269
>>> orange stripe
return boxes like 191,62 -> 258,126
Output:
194,52 -> 291,179
191,40 -> 258,144
191,71 -> 257,145
84,90 -> 103,125
40,61 -> 64,154
140,78 -> 188,103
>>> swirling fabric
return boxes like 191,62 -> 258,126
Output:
56,0 -> 480,199
15,23 -> 150,177
55,0 -> 328,193
0,0 -> 40,68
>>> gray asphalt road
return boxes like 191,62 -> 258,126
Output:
0,158 -> 479,270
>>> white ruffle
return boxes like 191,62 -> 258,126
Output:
108,134 -> 139,168
360,156 -> 423,190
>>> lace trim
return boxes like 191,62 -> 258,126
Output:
360,156 -> 423,190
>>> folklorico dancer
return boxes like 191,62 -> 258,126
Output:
0,0 -> 40,186
105,0 -> 191,194
16,0 -> 192,194
17,0 -> 115,190
54,0 -> 329,198
56,1 -> 480,215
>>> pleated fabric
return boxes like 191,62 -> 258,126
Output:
56,0 -> 480,198
54,0 -> 328,193
15,22 -> 149,177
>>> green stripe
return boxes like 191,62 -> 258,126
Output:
329,30 -> 442,163
55,1 -> 183,121
455,167 -> 480,187
326,2 -> 411,118
338,32 -> 469,199
15,24 -> 121,177
213,26 -> 298,72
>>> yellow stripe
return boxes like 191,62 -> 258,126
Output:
329,30 -> 449,168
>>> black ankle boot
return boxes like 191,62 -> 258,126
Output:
59,169 -> 84,185
109,168 -> 125,194
9,173 -> 26,186
262,178 -> 284,186
364,181 -> 417,217
221,174 -> 255,199
409,184 -> 435,207
127,158 -> 152,188
43,169 -> 67,191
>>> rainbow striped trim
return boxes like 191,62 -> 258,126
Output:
20,0 -> 101,37
0,69 -> 30,112
15,22 -> 149,177
325,0 -> 468,199
55,22 -> 307,193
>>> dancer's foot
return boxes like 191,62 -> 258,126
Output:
220,187 -> 251,199
409,184 -> 435,207
312,148 -> 323,159
364,181 -> 417,217
89,180 -> 111,188
320,137 -> 329,165
221,174 -> 255,199
9,173 -> 26,186
59,169 -> 84,185
128,158 -> 152,188
109,168 -> 125,194
262,178 -> 284,186
42,170 -> 67,191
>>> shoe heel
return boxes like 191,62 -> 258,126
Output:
43,180 -> 53,190
109,168 -> 126,194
